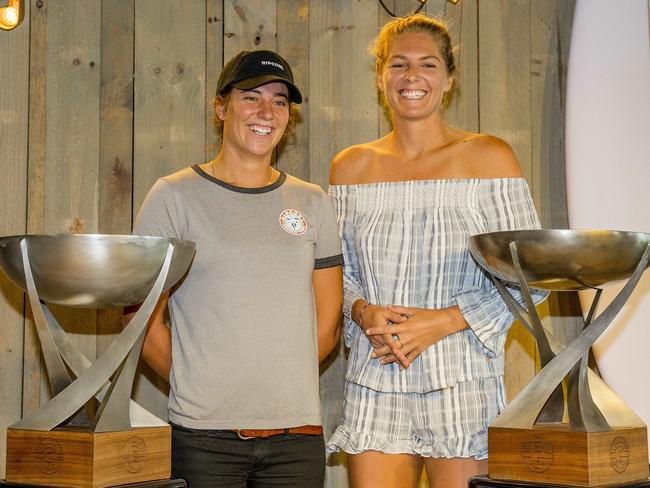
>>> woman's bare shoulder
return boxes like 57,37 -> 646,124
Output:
329,141 -> 383,185
456,133 -> 524,178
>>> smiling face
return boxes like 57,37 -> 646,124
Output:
378,31 -> 454,123
216,82 -> 290,161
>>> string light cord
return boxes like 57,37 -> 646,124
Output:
378,0 -> 427,18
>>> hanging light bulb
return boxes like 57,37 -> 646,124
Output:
0,0 -> 24,31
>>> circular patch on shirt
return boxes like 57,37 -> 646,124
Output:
279,208 -> 308,235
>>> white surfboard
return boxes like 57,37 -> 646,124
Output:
565,0 -> 650,441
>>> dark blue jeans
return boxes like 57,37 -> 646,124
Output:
171,423 -> 326,488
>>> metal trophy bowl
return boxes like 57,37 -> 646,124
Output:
469,229 -> 650,487
0,234 -> 195,488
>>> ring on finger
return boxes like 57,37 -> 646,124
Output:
392,333 -> 400,342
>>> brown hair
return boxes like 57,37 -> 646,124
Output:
372,14 -> 457,108
213,91 -> 298,141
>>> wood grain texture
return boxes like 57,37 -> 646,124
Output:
205,0 -> 223,161
478,0 -> 533,181
276,0 -> 309,180
224,0 -> 277,59
0,0 -> 30,479
489,425 -> 649,486
309,0 -> 379,189
532,0 -> 575,230
99,0 -> 134,237
6,426 -> 171,488
133,0 -> 206,212
44,0 -> 101,235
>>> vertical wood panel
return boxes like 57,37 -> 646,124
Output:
532,0 -> 574,229
44,0 -> 102,391
309,0 -> 379,189
223,0 -> 277,59
205,0 -> 224,161
277,0 -> 309,180
133,0 -> 208,419
478,0 -> 532,179
45,1 -> 101,235
134,1 -> 207,212
0,2 -> 30,478
99,0 -> 134,238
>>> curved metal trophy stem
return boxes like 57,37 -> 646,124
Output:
507,242 -> 564,423
492,277 -> 563,423
491,243 -> 650,429
20,239 -> 73,396
42,305 -> 92,377
566,289 -> 610,431
11,243 -> 175,431
41,305 -> 166,428
92,320 -> 147,432
492,278 -> 533,335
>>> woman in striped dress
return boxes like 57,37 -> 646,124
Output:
326,14 -> 547,488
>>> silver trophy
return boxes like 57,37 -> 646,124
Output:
469,229 -> 650,487
0,234 -> 195,488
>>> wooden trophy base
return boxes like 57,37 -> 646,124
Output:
5,426 -> 171,488
488,424 -> 649,487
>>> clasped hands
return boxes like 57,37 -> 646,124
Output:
355,302 -> 465,369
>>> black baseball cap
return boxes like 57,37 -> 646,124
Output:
216,50 -> 303,104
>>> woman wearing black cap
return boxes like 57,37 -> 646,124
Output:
130,50 -> 343,487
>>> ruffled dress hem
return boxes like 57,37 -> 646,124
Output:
326,425 -> 488,460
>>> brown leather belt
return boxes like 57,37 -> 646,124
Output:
236,425 -> 323,440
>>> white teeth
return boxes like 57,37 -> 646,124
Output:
399,89 -> 426,100
250,125 -> 272,135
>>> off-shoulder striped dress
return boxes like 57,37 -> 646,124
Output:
326,178 -> 547,458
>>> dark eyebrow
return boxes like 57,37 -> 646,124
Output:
241,88 -> 289,99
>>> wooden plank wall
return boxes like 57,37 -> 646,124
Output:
0,0 -> 575,483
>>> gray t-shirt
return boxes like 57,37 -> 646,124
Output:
133,165 -> 342,429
